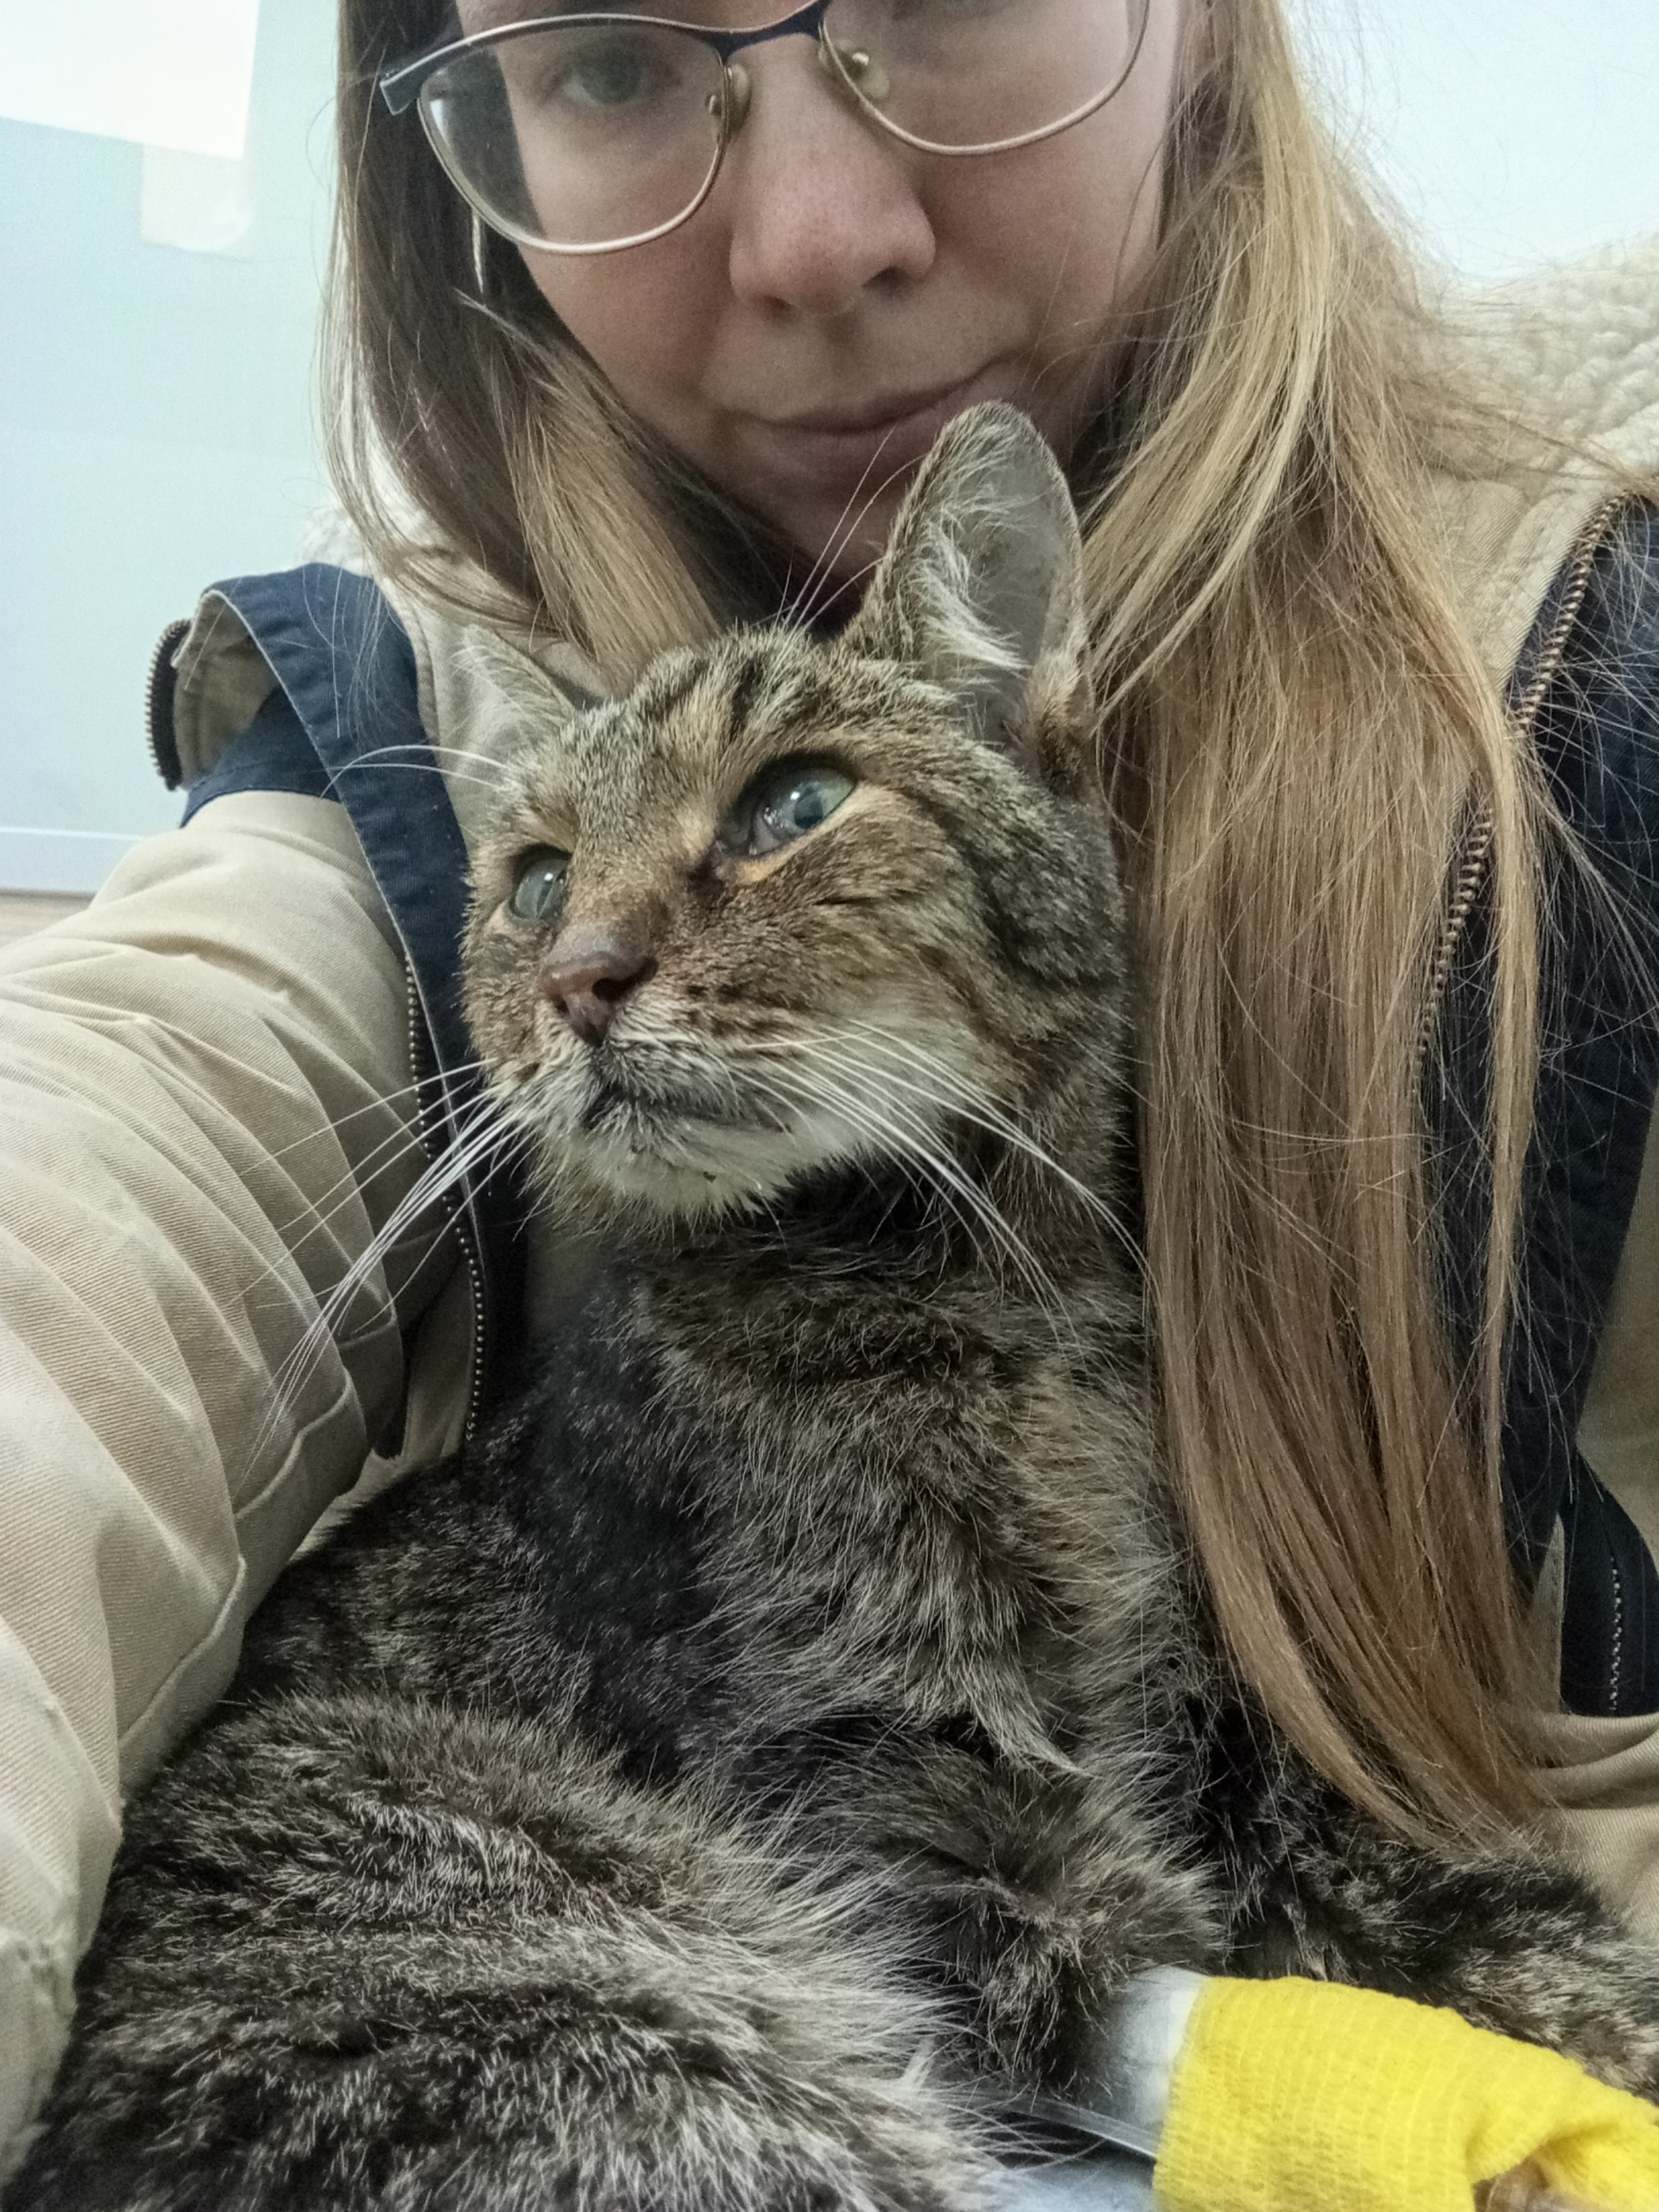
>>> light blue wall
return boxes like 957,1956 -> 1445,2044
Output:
2,0 -> 1657,890
0,0 -> 335,889
1291,0 -> 1659,280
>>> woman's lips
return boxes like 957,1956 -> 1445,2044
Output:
740,365 -> 1011,488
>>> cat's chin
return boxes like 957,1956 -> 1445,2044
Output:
539,1110 -> 878,1230
505,1036 -> 957,1229
552,1144 -> 829,1227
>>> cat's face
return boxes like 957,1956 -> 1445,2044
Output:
463,405 -> 1126,1225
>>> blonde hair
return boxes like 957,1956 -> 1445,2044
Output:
331,0 -> 1618,1840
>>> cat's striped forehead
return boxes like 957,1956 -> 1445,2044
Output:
519,631 -> 945,841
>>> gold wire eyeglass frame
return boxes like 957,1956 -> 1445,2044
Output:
379,0 -> 1154,255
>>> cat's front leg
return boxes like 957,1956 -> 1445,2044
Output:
1213,1747 -> 1659,2099
11,1695 -> 993,2212
858,1745 -> 1219,2092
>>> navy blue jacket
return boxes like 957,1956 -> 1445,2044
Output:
148,502 -> 1659,1718
1432,501 -> 1659,1714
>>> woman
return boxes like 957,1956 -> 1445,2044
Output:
0,0 -> 1656,2170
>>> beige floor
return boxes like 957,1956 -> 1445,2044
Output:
0,893 -> 90,948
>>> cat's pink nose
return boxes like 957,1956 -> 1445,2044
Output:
539,929 -> 656,1046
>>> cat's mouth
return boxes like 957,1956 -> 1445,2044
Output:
524,1039 -> 878,1221
577,1054 -> 789,1141
514,1019 -> 977,1223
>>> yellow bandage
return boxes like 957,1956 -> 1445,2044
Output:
1153,1976 -> 1659,2212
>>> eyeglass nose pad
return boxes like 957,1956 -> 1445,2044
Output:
819,35 -> 891,104
717,60 -> 753,133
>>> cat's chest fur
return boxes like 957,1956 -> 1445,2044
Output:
491,1230 -> 1183,1809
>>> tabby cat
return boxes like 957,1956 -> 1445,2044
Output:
12,407 -> 1659,2212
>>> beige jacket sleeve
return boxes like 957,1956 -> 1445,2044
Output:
0,789 -> 463,2167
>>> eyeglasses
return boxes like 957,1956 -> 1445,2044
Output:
379,0 -> 1153,256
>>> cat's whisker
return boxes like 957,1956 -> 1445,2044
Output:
755,1054 -> 1080,1348
258,1187 -> 502,1473
260,1119 -> 454,1265
255,1074 -> 476,1166
732,1061 -> 952,1219
837,1024 -> 1139,1261
734,1021 -> 1124,1291
782,443 -> 911,634
825,1033 -> 1134,1276
104,1054 -> 480,1339
260,1149 -> 476,1420
800,1056 -> 1068,1301
240,1061 -> 495,1301
249,1225 -> 460,1481
836,1025 -> 1082,1159
237,1146 -> 450,1349
256,1099 -> 528,1458
342,751 -> 521,795
779,458 -> 886,632
731,1021 -> 1115,1238
353,739 -> 518,780
748,1072 -> 1021,1324
433,743 -> 532,778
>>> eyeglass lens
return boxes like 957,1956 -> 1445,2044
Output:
421,0 -> 1150,254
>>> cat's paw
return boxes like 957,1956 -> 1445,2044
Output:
1576,2024 -> 1659,2105
1508,1940 -> 1659,2103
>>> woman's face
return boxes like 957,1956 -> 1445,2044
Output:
510,1 -> 1193,575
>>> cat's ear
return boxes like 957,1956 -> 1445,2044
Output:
842,403 -> 1089,757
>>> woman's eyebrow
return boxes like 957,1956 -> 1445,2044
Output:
458,0 -> 752,26
458,1 -> 646,24
458,2 -> 567,29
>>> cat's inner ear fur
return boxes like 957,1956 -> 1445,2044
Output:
843,403 -> 1090,763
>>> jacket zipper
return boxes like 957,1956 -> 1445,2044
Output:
1418,494 -> 1632,1065
1608,1543 -> 1625,1716
404,961 -> 492,1446
145,617 -> 192,790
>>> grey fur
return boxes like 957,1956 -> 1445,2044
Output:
11,408 -> 1658,2212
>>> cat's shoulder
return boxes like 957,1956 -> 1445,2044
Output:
232,1449 -> 528,1703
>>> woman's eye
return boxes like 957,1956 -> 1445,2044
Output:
545,34 -> 667,113
887,0 -> 1001,19
731,761 -> 855,856
508,846 -> 571,922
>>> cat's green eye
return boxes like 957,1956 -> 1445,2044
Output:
508,846 -> 572,923
727,761 -> 855,858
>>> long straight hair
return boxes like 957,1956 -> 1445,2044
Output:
331,0 -> 1604,1840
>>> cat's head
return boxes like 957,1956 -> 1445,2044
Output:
463,403 -> 1128,1229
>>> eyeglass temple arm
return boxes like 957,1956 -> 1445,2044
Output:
378,47 -> 436,113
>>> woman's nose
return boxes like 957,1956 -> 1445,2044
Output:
720,43 -> 936,316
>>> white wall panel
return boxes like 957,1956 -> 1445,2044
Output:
0,0 -> 332,888
0,0 -> 262,160
1290,0 -> 1659,277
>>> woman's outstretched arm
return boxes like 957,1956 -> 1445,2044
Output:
0,788 -> 463,2170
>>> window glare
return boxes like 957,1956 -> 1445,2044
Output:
0,0 -> 262,160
